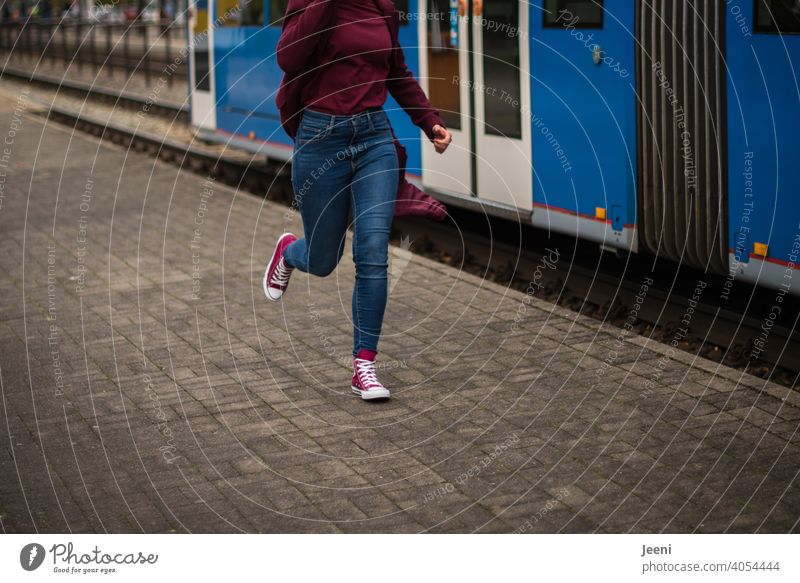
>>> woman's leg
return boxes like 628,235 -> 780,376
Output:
283,133 -> 353,276
349,139 -> 399,356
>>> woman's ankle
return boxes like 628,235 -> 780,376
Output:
355,348 -> 377,361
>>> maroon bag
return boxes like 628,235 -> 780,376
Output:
275,0 -> 448,221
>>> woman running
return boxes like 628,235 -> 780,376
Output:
263,0 -> 452,400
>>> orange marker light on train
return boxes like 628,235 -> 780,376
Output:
595,207 -> 607,221
753,242 -> 768,257
249,131 -> 256,141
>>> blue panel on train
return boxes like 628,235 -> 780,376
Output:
213,2 -> 425,154
529,0 -> 637,230
214,6 -> 290,147
385,1 -> 426,178
726,0 -> 800,271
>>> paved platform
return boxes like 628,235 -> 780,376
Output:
0,88 -> 799,534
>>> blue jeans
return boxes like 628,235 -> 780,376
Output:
283,107 -> 399,356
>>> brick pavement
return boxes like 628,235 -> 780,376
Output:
0,87 -> 798,534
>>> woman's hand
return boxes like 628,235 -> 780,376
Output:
431,125 -> 452,154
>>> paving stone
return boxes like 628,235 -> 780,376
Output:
0,86 -> 798,534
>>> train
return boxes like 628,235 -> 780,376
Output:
185,0 -> 800,295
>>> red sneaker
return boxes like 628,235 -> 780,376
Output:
351,356 -> 391,400
263,232 -> 297,301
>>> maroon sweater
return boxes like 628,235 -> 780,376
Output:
275,0 -> 448,221
276,0 -> 445,141
300,1 -> 393,116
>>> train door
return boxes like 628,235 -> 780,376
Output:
189,0 -> 216,130
418,0 -> 533,213
531,0 -> 637,247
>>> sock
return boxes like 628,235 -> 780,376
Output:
356,349 -> 377,361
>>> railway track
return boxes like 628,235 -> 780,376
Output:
24,74 -> 800,391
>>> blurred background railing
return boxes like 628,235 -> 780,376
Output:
1,1 -> 188,85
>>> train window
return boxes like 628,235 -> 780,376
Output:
543,0 -> 604,29
755,0 -> 800,33
269,0 -> 289,26
427,0 -> 462,130
483,0 -> 522,139
219,0 -> 264,26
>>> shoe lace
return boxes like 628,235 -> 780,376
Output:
355,359 -> 382,389
270,257 -> 293,288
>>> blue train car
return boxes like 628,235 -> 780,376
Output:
188,0 -> 800,295
725,0 -> 800,295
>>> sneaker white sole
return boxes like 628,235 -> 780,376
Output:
351,385 -> 391,400
263,232 -> 294,301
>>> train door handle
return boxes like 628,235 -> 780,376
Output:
473,0 -> 483,17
